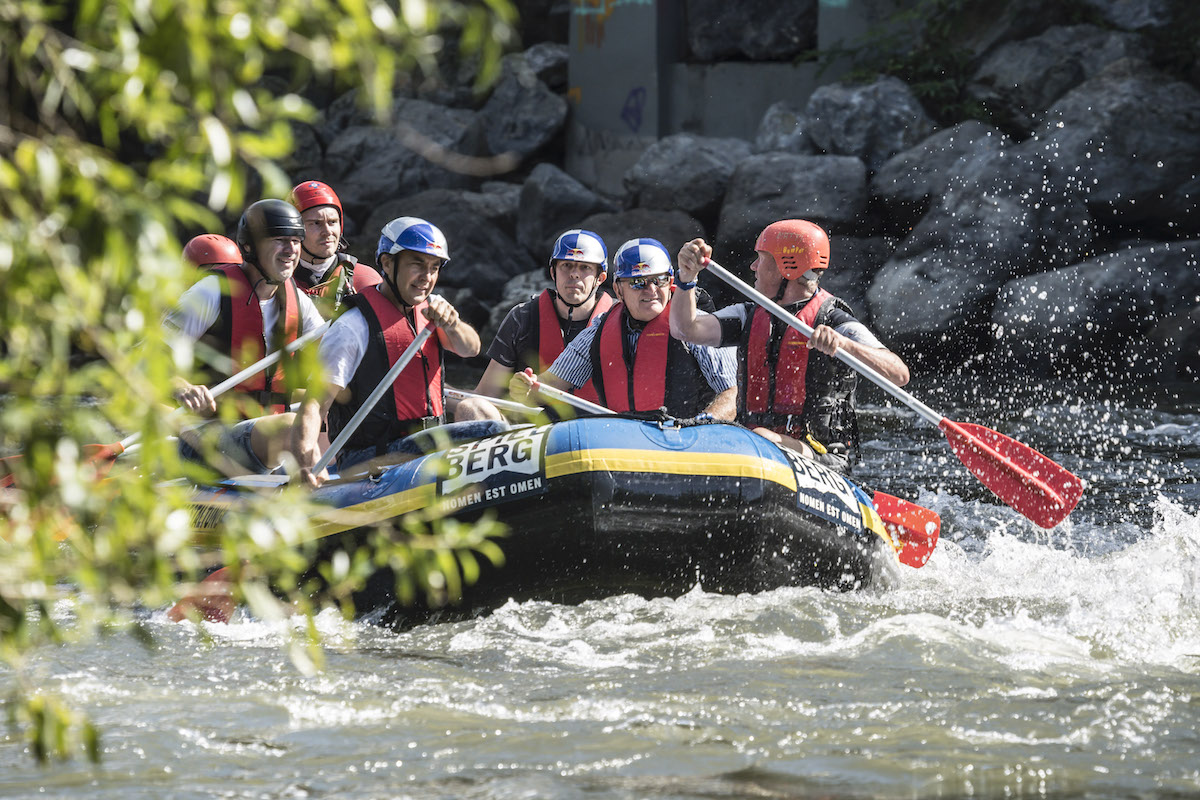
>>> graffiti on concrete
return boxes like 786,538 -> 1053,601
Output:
620,87 -> 647,133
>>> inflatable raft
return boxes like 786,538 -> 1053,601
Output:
190,416 -> 904,625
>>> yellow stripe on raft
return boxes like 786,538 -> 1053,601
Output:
546,449 -> 799,491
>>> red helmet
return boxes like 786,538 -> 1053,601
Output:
288,180 -> 343,222
183,234 -> 242,267
755,220 -> 830,280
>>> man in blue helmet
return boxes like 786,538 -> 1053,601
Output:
292,216 -> 505,485
474,228 -> 615,404
167,199 -> 325,476
509,238 -> 737,420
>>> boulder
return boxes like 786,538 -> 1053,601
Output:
623,133 -> 752,231
1019,58 -> 1200,234
867,147 -> 1095,353
715,153 -> 868,267
477,52 -> 569,160
871,121 -> 1011,231
685,0 -> 818,62
805,76 -> 937,172
322,97 -> 485,223
990,240 -> 1200,377
516,163 -> 616,257
753,101 -> 815,155
819,236 -> 899,328
1080,0 -> 1174,30
967,25 -> 1145,133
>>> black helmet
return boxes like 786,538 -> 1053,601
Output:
236,199 -> 305,264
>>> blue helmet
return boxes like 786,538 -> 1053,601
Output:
376,216 -> 450,266
612,238 -> 673,279
549,229 -> 608,271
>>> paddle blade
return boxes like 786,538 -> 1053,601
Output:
167,566 -> 234,623
940,420 -> 1083,529
873,491 -> 940,568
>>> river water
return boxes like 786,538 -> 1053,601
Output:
2,378 -> 1198,798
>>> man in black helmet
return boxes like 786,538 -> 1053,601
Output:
166,198 -> 326,476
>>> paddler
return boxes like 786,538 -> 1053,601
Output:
287,179 -> 382,316
474,228 -> 614,403
670,220 -> 909,473
509,237 -> 737,420
291,216 -> 506,486
167,200 -> 325,475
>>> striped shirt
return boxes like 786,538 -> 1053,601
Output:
547,309 -> 737,394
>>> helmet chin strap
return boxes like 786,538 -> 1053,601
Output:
382,257 -> 413,310
552,264 -> 598,322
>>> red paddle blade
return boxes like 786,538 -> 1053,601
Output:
940,420 -> 1083,529
1,441 -> 126,489
873,491 -> 941,568
167,566 -> 234,623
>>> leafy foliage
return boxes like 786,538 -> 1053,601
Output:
0,0 -> 515,763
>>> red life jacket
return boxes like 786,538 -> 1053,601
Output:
204,264 -> 301,413
535,289 -> 613,404
358,288 -> 444,421
595,302 -> 670,412
744,288 -> 831,416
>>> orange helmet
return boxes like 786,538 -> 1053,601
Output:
754,220 -> 830,280
183,234 -> 242,267
288,180 -> 343,222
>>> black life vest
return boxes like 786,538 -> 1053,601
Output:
325,288 -> 445,456
590,300 -> 714,417
199,264 -> 301,414
531,289 -> 613,404
738,290 -> 859,454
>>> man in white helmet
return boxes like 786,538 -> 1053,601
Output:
475,228 -> 614,404
671,220 -> 909,473
292,216 -> 504,486
510,237 -> 737,421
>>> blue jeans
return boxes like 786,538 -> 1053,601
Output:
178,418 -> 270,474
337,420 -> 510,473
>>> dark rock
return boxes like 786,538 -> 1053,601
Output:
524,43 -> 570,92
623,134 -> 751,231
322,98 -> 485,223
805,76 -> 937,172
819,236 -> 899,328
1021,58 -> 1200,234
516,163 -> 616,257
1081,0 -> 1174,30
715,153 -> 868,266
477,53 -> 569,160
871,121 -> 1011,231
967,25 -> 1145,134
685,0 -> 818,61
754,101 -> 815,155
990,240 -> 1200,377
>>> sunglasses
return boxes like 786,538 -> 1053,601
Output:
622,275 -> 672,290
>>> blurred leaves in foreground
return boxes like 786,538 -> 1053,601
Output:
0,0 -> 515,763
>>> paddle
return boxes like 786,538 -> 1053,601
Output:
444,387 -> 545,418
0,320 -> 334,489
523,369 -> 939,565
703,260 -> 1083,529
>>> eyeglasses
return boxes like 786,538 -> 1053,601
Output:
622,275 -> 672,290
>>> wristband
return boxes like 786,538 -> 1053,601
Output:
676,278 -> 698,290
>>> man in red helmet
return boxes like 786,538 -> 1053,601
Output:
670,220 -> 908,473
287,180 -> 380,315
167,202 -> 325,476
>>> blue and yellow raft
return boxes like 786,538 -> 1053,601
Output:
191,416 -> 900,623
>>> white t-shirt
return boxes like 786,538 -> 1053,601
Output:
166,274 -> 325,348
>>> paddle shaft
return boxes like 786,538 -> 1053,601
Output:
528,377 -> 612,416
444,387 -> 543,417
312,326 -> 434,475
705,262 -> 943,426
205,319 -> 332,400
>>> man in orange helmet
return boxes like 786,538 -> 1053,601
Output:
670,220 -> 908,473
288,179 -> 381,315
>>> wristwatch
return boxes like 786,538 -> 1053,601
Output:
676,278 -> 698,290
